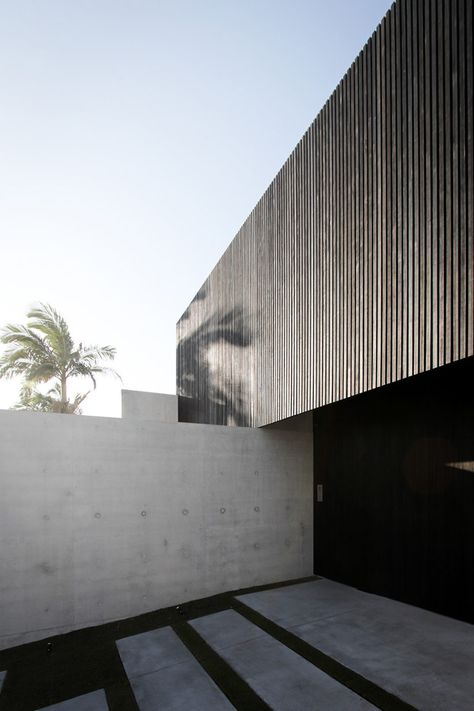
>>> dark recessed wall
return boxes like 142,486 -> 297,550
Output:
314,356 -> 474,623
177,0 -> 473,427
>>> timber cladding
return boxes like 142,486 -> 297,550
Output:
177,0 -> 473,427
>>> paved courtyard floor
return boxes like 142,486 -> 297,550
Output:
0,577 -> 472,710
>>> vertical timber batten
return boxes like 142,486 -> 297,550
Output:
177,0 -> 473,428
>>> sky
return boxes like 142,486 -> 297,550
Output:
0,0 -> 393,417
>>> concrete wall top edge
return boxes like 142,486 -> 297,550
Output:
0,408 -> 312,439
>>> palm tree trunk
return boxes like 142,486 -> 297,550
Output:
60,373 -> 67,413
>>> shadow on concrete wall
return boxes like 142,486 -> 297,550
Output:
177,304 -> 252,426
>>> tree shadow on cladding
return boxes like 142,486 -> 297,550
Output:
177,303 -> 252,426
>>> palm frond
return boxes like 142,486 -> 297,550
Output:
66,342 -> 119,386
69,391 -> 90,414
0,324 -> 53,356
25,362 -> 59,382
14,386 -> 56,413
0,330 -> 56,379
66,361 -> 98,388
89,365 -> 122,381
14,383 -> 90,414
27,303 -> 74,360
79,345 -> 117,361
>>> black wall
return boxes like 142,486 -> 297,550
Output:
314,356 -> 474,623
177,0 -> 473,427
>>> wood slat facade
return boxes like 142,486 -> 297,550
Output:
177,0 -> 473,427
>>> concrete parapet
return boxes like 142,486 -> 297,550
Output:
121,390 -> 178,422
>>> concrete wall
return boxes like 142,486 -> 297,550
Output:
122,390 -> 178,422
0,407 -> 312,650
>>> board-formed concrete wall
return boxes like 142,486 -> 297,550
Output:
0,407 -> 312,650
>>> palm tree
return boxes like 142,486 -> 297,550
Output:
0,303 -> 120,413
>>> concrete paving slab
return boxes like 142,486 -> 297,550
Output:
237,578 -> 366,627
188,608 -> 266,650
116,626 -> 189,678
129,658 -> 234,711
36,689 -> 108,711
238,578 -> 474,711
191,609 -> 375,710
117,626 -> 234,710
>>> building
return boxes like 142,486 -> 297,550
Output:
177,0 -> 474,624
1,1 -> 473,707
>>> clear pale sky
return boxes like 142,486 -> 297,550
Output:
0,0 -> 393,417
